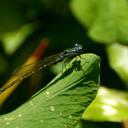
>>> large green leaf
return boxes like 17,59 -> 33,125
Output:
0,53 -> 100,128
70,0 -> 128,44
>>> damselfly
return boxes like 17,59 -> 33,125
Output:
0,43 -> 83,94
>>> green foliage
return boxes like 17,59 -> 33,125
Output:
107,43 -> 128,85
0,54 -> 100,128
84,87 -> 128,121
71,0 -> 128,44
0,0 -> 128,127
0,1 -> 27,33
1,24 -> 35,55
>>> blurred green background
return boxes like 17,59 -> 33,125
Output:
0,0 -> 128,128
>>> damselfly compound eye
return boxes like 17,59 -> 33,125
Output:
74,43 -> 83,53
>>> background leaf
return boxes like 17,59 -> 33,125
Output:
70,0 -> 128,44
106,43 -> 128,85
0,53 -> 100,128
84,87 -> 128,122
1,24 -> 35,55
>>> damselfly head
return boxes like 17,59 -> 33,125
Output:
74,43 -> 84,53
